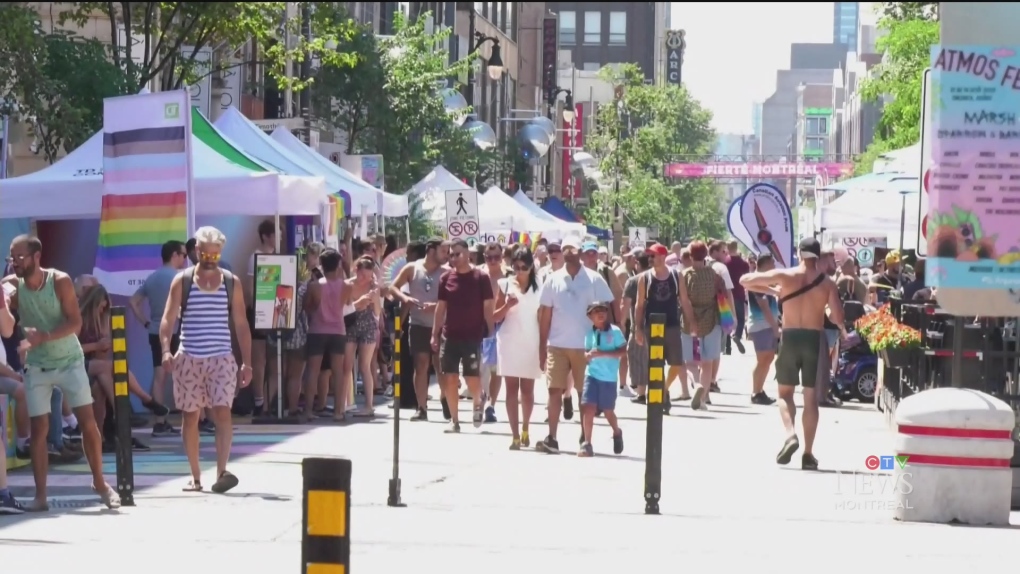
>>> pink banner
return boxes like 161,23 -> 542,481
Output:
664,162 -> 853,179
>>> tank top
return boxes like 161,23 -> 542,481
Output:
18,272 -> 85,369
179,280 -> 233,358
407,262 -> 445,327
309,276 -> 346,335
643,269 -> 680,327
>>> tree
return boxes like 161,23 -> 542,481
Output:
855,15 -> 939,174
880,2 -> 939,21
583,64 -> 724,242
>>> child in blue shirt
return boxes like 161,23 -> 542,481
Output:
580,301 -> 626,457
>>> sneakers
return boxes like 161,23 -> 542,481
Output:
62,425 -> 82,443
631,395 -> 647,405
152,422 -> 181,437
751,392 -> 777,405
484,405 -> 497,423
710,381 -> 721,393
440,396 -> 452,421
132,437 -> 151,452
618,385 -> 635,398
409,408 -> 428,421
472,404 -> 484,428
732,336 -> 746,354
198,419 -> 216,435
577,442 -> 594,457
535,436 -> 560,454
142,399 -> 170,417
562,397 -> 574,420
0,492 -> 25,515
444,421 -> 461,434
612,430 -> 624,455
690,387 -> 709,411
48,444 -> 83,464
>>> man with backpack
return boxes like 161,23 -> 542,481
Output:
159,226 -> 252,494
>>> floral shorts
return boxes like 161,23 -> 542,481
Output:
172,353 -> 238,412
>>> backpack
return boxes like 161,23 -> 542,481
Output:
180,268 -> 250,415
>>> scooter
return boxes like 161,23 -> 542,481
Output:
832,331 -> 878,403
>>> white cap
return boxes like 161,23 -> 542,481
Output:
562,237 -> 582,251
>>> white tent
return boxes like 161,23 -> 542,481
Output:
270,128 -> 409,217
407,167 -> 511,229
0,131 -> 328,220
820,189 -> 921,247
481,186 -> 562,232
512,189 -> 587,235
873,143 -> 921,174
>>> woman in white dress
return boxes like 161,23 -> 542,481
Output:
494,248 -> 543,450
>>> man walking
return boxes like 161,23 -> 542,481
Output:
6,235 -> 119,510
724,240 -> 749,354
389,238 -> 449,421
746,254 -> 779,405
536,238 -> 613,453
479,242 -> 507,423
706,241 -> 735,390
431,239 -> 494,432
244,219 -> 275,416
130,240 -> 188,437
819,251 -> 843,407
161,227 -> 252,493
740,238 -> 845,470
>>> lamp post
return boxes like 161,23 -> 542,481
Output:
548,87 -> 576,122
473,32 -> 505,81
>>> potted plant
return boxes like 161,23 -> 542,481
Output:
856,307 -> 922,368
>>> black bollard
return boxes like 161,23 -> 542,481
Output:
388,315 -> 405,507
110,307 -> 135,506
302,457 -> 352,574
644,313 -> 665,515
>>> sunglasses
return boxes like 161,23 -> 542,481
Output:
547,248 -> 561,255
199,252 -> 221,262
513,264 -> 531,272
424,275 -> 433,293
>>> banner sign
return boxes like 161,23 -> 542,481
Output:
726,198 -> 758,255
94,90 -> 194,295
253,253 -> 299,331
664,162 -> 853,179
739,183 -> 795,268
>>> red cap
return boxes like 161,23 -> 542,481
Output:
646,244 -> 668,257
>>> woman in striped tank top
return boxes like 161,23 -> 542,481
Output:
160,227 -> 252,494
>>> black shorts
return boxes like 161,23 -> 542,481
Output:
148,333 -> 180,367
247,307 -> 266,340
408,324 -> 435,356
440,338 -> 481,377
306,333 -> 346,359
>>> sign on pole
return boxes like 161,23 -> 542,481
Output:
916,67 -> 932,256
629,227 -> 647,247
445,189 -> 481,246
664,30 -> 686,86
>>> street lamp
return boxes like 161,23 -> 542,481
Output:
549,87 -> 576,123
473,32 -> 504,81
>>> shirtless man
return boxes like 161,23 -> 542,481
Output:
740,238 -> 846,470
479,242 -> 508,422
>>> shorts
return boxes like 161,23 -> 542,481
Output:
24,361 -> 93,418
306,333 -> 346,358
546,346 -> 586,392
148,333 -> 180,367
627,335 -> 648,388
660,324 -> 684,366
681,325 -> 723,363
582,376 -> 617,411
172,352 -> 239,412
749,328 -> 779,353
825,329 -> 840,350
775,328 -> 822,388
247,307 -> 266,340
408,324 -> 435,356
0,376 -> 21,396
440,338 -> 481,377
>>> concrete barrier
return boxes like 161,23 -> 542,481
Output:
894,387 -> 1015,525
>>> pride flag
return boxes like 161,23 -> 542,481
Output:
94,90 -> 193,296
509,231 -> 542,250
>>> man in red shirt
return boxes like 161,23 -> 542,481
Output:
724,240 -> 749,355
431,239 -> 495,433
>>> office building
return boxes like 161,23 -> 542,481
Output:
833,2 -> 859,49
548,2 -> 660,81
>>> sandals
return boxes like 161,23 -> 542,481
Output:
509,438 -> 522,451
211,471 -> 239,494
182,480 -> 204,492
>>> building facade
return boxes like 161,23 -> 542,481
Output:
833,2 -> 859,49
547,2 -> 659,81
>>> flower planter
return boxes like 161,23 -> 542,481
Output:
879,347 -> 914,369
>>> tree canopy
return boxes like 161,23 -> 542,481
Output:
584,64 -> 725,242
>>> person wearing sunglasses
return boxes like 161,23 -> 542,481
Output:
479,242 -> 510,423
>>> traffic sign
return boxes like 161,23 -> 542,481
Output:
629,227 -> 647,247
856,247 -> 874,266
445,189 -> 480,245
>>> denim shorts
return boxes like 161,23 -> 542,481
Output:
581,376 -> 617,411
681,325 -> 723,363
24,361 -> 93,418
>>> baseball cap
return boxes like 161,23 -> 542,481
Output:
885,250 -> 901,265
562,237 -> 582,251
798,237 -> 821,259
626,246 -> 644,257
581,241 -> 599,253
586,301 -> 610,315
598,246 -> 608,254
646,243 -> 668,257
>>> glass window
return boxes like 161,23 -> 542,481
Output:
806,116 -> 828,135
559,11 -> 576,45
584,11 -> 601,45
583,62 -> 601,72
805,137 -> 825,152
608,12 -> 626,45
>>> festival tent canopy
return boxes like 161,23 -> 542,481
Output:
270,127 -> 409,217
406,166 -> 475,219
818,171 -> 911,193
819,189 -> 921,247
0,126 -> 328,220
509,189 -> 587,236
873,143 -> 921,175
541,196 -> 610,239
480,186 -> 562,233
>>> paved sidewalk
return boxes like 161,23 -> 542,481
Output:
2,353 -> 1018,572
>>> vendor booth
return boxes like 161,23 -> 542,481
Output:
540,196 -> 610,239
512,190 -> 587,237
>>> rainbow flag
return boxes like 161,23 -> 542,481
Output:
508,231 -> 542,249
94,90 -> 192,296
718,292 -> 735,335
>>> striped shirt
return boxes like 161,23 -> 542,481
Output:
179,281 -> 233,358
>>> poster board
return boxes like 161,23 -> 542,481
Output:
253,253 -> 299,332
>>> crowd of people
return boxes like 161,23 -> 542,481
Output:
1,217 -> 906,514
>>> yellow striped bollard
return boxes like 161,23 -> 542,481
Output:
302,457 -> 352,573
644,313 -> 665,515
110,307 -> 135,506
388,315 -> 405,507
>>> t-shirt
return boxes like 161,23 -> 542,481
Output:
709,259 -> 734,290
747,293 -> 779,333
623,273 -> 642,326
725,255 -> 749,302
585,325 -> 625,382
539,267 -> 615,349
437,268 -> 493,340
135,266 -> 178,334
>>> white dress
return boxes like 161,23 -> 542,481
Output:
496,277 -> 543,379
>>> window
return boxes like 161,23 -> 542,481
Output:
584,11 -> 601,45
807,116 -> 828,135
559,11 -> 576,45
805,137 -> 825,152
609,12 -> 626,45
583,62 -> 601,72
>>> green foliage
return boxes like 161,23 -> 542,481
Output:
583,64 -> 723,242
856,15 -> 939,174
879,2 -> 939,21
